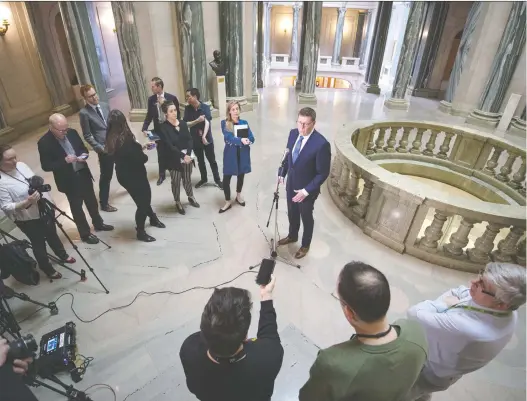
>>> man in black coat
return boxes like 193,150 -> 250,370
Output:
142,77 -> 181,186
38,114 -> 113,244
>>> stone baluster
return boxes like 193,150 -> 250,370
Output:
508,156 -> 526,190
410,129 -> 425,154
331,156 -> 344,186
396,127 -> 411,153
516,238 -> 526,265
482,147 -> 503,176
423,130 -> 439,156
496,152 -> 518,182
353,179 -> 374,218
437,132 -> 455,159
345,168 -> 360,206
467,222 -> 505,263
384,128 -> 398,152
444,218 -> 477,256
493,226 -> 525,263
375,128 -> 387,153
365,129 -> 376,155
338,164 -> 350,197
419,210 -> 449,253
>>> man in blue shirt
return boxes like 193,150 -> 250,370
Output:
183,88 -> 222,189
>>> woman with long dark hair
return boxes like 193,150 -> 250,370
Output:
158,101 -> 200,215
105,110 -> 165,242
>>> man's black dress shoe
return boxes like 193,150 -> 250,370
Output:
81,234 -> 100,244
94,224 -> 114,232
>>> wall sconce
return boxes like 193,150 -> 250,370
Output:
0,19 -> 9,36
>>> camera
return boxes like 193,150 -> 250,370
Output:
27,175 -> 51,195
6,334 -> 38,360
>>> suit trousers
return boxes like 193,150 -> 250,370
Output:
120,179 -> 155,230
64,169 -> 104,238
194,143 -> 220,182
170,163 -> 194,202
155,137 -> 168,177
287,193 -> 318,248
15,218 -> 67,276
98,152 -> 114,207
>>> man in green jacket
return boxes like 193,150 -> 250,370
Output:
299,261 -> 428,401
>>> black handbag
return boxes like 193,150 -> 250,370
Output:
0,240 -> 40,285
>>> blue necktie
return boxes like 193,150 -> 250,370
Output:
292,136 -> 304,163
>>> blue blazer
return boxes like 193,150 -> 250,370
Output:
221,119 -> 255,176
280,129 -> 331,197
142,92 -> 180,132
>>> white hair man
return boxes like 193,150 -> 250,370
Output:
406,262 -> 526,400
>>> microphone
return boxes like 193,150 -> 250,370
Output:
278,148 -> 289,178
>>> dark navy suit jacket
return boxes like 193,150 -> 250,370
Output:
280,129 -> 331,198
142,92 -> 180,132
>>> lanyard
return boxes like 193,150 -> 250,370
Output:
451,304 -> 512,317
0,168 -> 30,187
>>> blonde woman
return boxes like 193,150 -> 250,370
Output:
219,101 -> 255,213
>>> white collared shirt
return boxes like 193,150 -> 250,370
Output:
89,103 -> 105,124
292,128 -> 314,155
407,285 -> 517,386
0,163 -> 52,221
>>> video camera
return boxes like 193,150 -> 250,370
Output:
27,175 -> 51,195
6,322 -> 82,382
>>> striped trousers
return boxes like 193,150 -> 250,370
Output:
170,163 -> 194,202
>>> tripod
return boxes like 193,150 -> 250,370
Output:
25,375 -> 94,401
0,227 -> 86,282
38,197 -> 110,294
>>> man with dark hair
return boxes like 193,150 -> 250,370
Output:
79,83 -> 117,212
180,276 -> 284,401
184,88 -> 222,189
299,262 -> 428,401
142,77 -> 181,185
277,107 -> 331,259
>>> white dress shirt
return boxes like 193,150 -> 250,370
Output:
89,103 -> 106,125
291,129 -> 314,197
407,285 -> 517,387
0,162 -> 52,221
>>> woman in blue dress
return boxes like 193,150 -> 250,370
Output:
219,101 -> 255,213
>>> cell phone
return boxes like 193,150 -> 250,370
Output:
256,258 -> 275,286
146,142 -> 156,150
78,154 -> 88,160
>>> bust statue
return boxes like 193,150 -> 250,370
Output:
209,50 -> 225,77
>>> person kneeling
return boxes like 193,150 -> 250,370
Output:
180,276 -> 284,401
299,262 -> 428,401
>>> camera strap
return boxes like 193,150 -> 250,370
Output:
0,167 -> 30,187
352,325 -> 393,339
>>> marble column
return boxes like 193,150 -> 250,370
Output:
112,2 -> 149,120
353,12 -> 367,58
296,3 -> 309,90
252,2 -> 259,102
331,7 -> 347,66
298,2 -> 322,104
26,2 -> 72,114
264,2 -> 272,64
174,1 -> 211,110
385,2 -> 427,110
361,2 -> 393,95
257,2 -> 264,88
409,2 -> 450,98
59,2 -> 108,105
467,2 -> 526,127
360,8 -> 376,68
219,2 -> 246,101
290,3 -> 302,64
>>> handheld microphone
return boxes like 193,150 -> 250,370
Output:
278,148 -> 289,178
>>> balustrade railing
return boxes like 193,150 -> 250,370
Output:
329,121 -> 526,272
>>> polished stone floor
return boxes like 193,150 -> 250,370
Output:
3,87 -> 525,401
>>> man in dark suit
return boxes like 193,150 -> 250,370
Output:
277,107 -> 331,259
38,114 -> 114,244
79,83 -> 117,212
142,77 -> 181,186
184,88 -> 222,189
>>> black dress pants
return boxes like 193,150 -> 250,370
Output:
98,152 -> 114,207
155,138 -> 168,177
15,218 -> 67,276
118,175 -> 155,230
194,143 -> 220,182
64,169 -> 104,238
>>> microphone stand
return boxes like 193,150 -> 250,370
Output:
255,151 -> 301,270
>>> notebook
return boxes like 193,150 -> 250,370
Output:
234,124 -> 249,138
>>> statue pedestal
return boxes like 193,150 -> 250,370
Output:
212,76 -> 227,119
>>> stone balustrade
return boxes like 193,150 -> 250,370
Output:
330,121 -> 526,272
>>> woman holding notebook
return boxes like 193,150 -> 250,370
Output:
219,101 -> 255,213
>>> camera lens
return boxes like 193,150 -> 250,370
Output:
7,334 -> 37,360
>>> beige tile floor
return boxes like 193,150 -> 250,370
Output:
2,87 -> 525,401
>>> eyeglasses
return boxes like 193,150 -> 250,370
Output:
296,121 -> 313,127
53,127 -> 69,133
476,270 -> 496,297
86,93 -> 98,99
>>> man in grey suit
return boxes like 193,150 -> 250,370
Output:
79,84 -> 117,212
